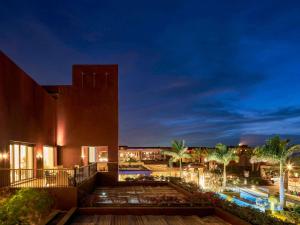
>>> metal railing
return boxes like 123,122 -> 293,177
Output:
0,163 -> 97,188
74,163 -> 97,185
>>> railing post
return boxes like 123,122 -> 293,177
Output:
73,168 -> 77,186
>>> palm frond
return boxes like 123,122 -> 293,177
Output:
207,143 -> 239,165
181,153 -> 192,159
161,150 -> 178,158
286,144 -> 300,160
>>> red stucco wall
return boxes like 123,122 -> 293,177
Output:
0,52 -> 118,179
0,51 -> 57,168
44,65 -> 119,173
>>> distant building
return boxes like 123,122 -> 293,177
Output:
119,145 -> 253,169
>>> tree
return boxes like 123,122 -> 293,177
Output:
0,188 -> 53,225
250,136 -> 300,209
207,143 -> 239,189
192,148 -> 208,164
162,140 -> 192,177
126,157 -> 137,167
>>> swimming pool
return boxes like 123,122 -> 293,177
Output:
218,192 -> 265,211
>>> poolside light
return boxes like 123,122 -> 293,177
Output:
251,185 -> 255,190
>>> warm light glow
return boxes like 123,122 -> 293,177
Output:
43,146 -> 54,169
2,153 -> 8,160
287,163 -> 293,171
57,120 -> 66,146
36,152 -> 43,159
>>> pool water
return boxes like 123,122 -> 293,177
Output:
218,191 -> 267,212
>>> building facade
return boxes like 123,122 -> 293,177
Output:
0,51 -> 118,185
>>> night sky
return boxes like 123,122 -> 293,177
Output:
1,1 -> 300,147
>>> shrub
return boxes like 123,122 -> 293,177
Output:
213,197 -> 294,225
169,177 -> 200,193
0,188 -> 53,225
170,178 -> 294,225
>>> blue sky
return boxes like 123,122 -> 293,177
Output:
1,0 -> 300,146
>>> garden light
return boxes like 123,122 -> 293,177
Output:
286,163 -> 293,171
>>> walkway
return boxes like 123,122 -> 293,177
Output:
70,215 -> 231,225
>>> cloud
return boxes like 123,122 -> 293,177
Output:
1,0 -> 300,147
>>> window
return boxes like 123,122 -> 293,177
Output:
81,146 -> 108,165
43,146 -> 54,169
88,147 -> 96,163
9,143 -> 34,182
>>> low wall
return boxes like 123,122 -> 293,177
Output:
96,172 -> 118,185
77,173 -> 97,194
77,173 -> 97,206
117,181 -> 168,186
168,182 -> 193,197
44,187 -> 78,210
215,207 -> 251,225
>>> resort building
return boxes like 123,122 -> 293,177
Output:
119,145 -> 252,166
0,51 -> 118,186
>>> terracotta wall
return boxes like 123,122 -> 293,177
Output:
44,65 -> 118,175
0,51 -> 56,168
0,52 -> 119,181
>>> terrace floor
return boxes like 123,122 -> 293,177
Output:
70,215 -> 231,225
90,185 -> 188,205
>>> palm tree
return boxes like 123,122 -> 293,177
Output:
162,140 -> 192,177
207,143 -> 239,189
250,136 -> 300,209
192,148 -> 208,164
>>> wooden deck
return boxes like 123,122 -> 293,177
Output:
92,186 -> 188,205
70,215 -> 231,225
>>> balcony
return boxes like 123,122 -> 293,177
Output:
0,163 -> 97,188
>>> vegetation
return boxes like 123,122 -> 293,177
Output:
205,170 -> 223,192
214,197 -> 294,225
162,140 -> 192,177
192,148 -> 208,164
207,143 -> 239,189
251,136 -> 300,209
0,188 -> 53,225
126,157 -> 138,167
171,177 -> 295,225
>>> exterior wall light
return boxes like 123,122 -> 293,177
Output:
0,153 -> 8,160
2,153 -> 8,160
36,152 -> 43,159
